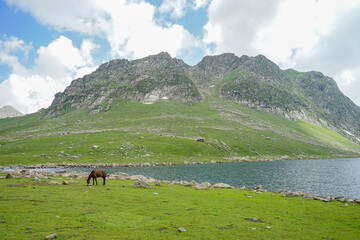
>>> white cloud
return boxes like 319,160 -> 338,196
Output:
0,36 -> 31,74
6,0 -> 110,36
192,0 -> 210,10
6,0 -> 199,61
203,0 -> 284,56
159,0 -> 187,19
95,0 -> 199,59
0,36 -> 98,113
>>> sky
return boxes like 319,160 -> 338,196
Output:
1,0 -> 360,114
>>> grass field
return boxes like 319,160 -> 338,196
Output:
1,175 -> 359,239
1,95 -> 360,166
0,100 -> 359,166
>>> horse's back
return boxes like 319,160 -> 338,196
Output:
92,170 -> 107,177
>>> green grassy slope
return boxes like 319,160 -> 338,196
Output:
1,94 -> 359,166
1,176 -> 359,239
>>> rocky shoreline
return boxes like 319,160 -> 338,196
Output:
0,155 -> 337,170
1,166 -> 359,204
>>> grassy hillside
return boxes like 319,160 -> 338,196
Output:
1,176 -> 359,239
1,95 -> 359,166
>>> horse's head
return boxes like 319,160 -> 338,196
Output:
86,178 -> 90,185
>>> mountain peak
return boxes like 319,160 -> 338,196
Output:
0,106 -> 23,119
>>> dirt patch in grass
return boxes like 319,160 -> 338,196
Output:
7,184 -> 26,188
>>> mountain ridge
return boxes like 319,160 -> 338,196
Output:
43,52 -> 360,142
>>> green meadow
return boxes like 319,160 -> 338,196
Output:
1,95 -> 360,239
1,176 -> 359,239
1,95 -> 359,166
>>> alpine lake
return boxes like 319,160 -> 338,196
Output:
59,158 -> 360,199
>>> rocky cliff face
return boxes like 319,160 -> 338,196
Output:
43,52 -> 201,118
0,106 -> 23,119
43,52 -> 360,140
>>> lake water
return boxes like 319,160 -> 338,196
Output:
64,158 -> 360,198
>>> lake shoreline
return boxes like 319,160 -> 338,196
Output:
0,155 -> 343,170
2,162 -> 360,204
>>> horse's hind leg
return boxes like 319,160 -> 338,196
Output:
103,177 -> 106,185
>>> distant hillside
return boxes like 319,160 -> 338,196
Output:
0,106 -> 23,119
191,53 -> 360,141
1,52 -> 360,166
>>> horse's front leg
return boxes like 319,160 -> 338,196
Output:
95,177 -> 98,185
92,177 -> 95,185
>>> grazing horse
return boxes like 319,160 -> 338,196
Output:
87,170 -> 107,185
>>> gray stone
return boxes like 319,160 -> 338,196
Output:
45,233 -> 57,239
178,227 -> 186,232
213,183 -> 232,188
5,173 -> 15,178
26,226 -> 32,230
194,182 -> 211,190
48,181 -> 60,185
133,180 -> 151,189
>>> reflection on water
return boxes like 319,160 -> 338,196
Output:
65,158 -> 360,198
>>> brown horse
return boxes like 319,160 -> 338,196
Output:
87,170 -> 107,185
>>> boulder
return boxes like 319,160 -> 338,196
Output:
194,182 -> 211,190
110,172 -> 129,180
45,233 -> 57,239
133,180 -> 151,189
213,183 -> 232,188
48,181 -> 60,185
5,173 -> 15,178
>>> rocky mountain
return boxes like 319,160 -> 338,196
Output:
43,52 -> 201,118
44,52 -> 360,141
0,106 -> 23,119
191,53 -> 360,140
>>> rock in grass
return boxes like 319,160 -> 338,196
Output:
1,220 -> 5,223
49,181 -> 60,185
6,173 -> 15,178
213,183 -> 232,188
133,180 -> 151,189
26,226 -> 32,230
178,227 -> 186,232
194,182 -> 211,190
45,233 -> 57,239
